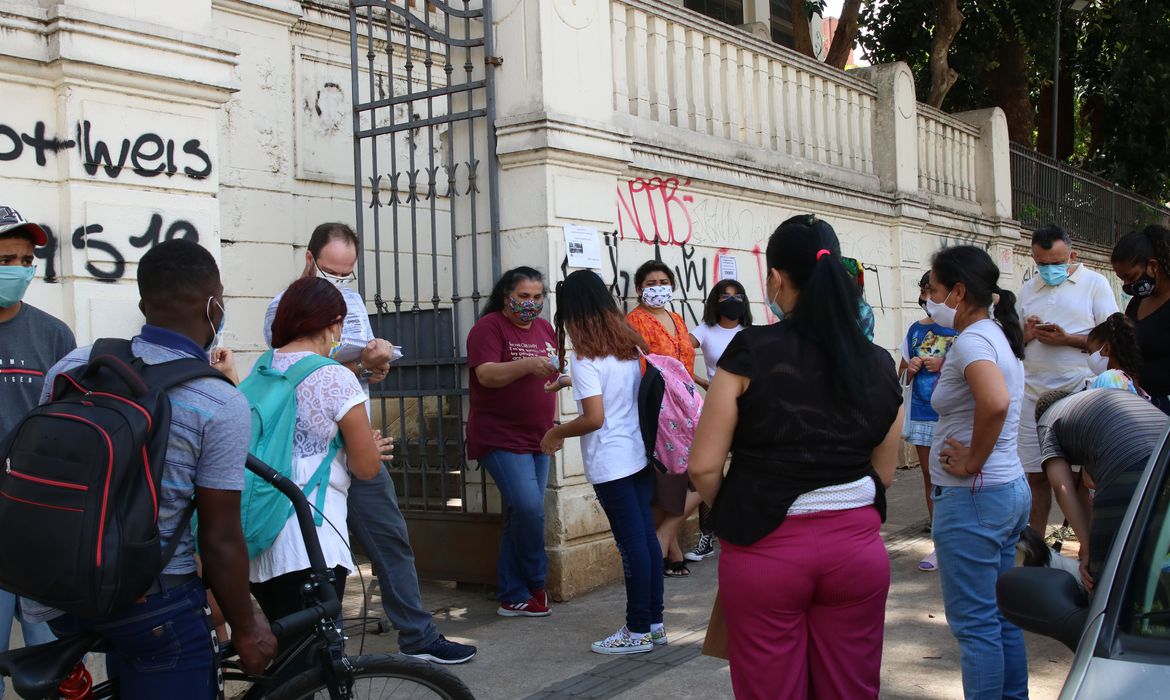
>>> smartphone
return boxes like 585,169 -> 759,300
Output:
1035,323 -> 1056,331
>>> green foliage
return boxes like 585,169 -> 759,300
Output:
858,0 -> 1170,203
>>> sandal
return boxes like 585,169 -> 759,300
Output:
664,559 -> 690,577
918,551 -> 938,572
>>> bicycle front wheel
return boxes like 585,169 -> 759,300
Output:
268,654 -> 475,700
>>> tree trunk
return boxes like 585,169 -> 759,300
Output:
791,0 -> 816,58
825,0 -> 863,69
926,0 -> 963,108
988,36 -> 1035,147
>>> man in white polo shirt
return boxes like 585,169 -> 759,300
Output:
1017,225 -> 1118,534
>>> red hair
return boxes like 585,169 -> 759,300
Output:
271,277 -> 347,347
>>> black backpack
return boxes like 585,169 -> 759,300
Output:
0,339 -> 230,619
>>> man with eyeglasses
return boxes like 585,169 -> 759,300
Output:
263,223 -> 477,665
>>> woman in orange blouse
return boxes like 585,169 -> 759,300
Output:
627,260 -> 702,577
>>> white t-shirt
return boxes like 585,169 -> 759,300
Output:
249,351 -> 368,583
1016,264 -> 1118,399
930,319 -> 1026,487
691,323 -> 744,381
570,352 -> 647,485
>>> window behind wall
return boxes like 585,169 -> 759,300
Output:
770,0 -> 796,48
684,0 -> 744,26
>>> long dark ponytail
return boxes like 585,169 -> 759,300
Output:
932,245 -> 1025,360
767,214 -> 869,399
1089,312 -> 1143,383
482,266 -> 544,317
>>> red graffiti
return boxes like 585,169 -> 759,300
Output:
712,247 -> 729,283
752,244 -> 776,324
616,177 -> 694,246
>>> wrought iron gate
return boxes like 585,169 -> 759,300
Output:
348,0 -> 502,583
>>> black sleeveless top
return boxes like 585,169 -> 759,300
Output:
711,322 -> 902,546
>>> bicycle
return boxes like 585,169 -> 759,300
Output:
0,455 -> 475,700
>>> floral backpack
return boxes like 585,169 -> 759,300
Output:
637,353 -> 704,474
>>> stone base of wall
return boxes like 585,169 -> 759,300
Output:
544,480 -> 703,602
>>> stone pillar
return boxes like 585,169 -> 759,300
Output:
956,108 -> 1013,220
492,0 -> 635,600
739,0 -> 772,39
0,0 -> 238,341
853,62 -> 919,196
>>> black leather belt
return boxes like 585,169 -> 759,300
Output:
142,573 -> 199,597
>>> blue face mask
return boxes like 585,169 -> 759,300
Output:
1037,263 -> 1069,286
0,266 -> 35,308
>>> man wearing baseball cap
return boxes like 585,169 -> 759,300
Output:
0,206 -> 75,685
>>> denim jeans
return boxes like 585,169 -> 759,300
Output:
348,466 -> 440,653
48,578 -> 220,700
0,590 -> 56,700
593,467 -> 664,634
481,451 -> 550,604
933,476 -> 1031,700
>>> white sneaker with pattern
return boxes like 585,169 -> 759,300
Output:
590,626 -> 654,655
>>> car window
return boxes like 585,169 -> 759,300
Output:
1122,459 -> 1170,640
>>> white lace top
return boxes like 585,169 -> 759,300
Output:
249,351 -> 367,583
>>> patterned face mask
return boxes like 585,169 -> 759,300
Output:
507,296 -> 543,323
641,285 -> 673,309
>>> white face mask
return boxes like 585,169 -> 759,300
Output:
925,291 -> 957,329
641,285 -> 673,309
1087,350 -> 1110,375
314,259 -> 356,288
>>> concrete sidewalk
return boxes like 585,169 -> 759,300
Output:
346,466 -> 1075,699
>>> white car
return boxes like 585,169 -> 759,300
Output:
998,423 -> 1170,698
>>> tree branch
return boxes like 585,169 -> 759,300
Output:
926,0 -> 964,108
825,0 -> 863,69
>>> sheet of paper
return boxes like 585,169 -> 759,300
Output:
563,224 -> 602,269
717,254 -> 738,281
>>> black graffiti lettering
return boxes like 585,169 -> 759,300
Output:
166,139 -> 176,177
0,124 -> 22,161
130,214 -> 199,250
71,224 -> 125,281
182,139 -> 212,179
130,133 -> 167,177
33,225 -> 58,283
20,122 -> 76,167
79,121 -> 131,178
861,263 -> 883,308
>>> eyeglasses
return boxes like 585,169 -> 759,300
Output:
314,258 -> 357,286
719,293 -> 745,302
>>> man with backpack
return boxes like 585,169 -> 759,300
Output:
263,223 -> 476,665
17,240 -> 275,696
0,207 -> 75,692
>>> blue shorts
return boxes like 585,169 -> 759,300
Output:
906,419 -> 936,447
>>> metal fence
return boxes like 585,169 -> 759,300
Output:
1011,143 -> 1168,248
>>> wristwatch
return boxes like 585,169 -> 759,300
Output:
356,359 -> 375,381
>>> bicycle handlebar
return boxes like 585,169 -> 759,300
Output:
218,456 -> 343,662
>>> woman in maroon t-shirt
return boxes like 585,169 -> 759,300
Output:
467,266 -> 566,617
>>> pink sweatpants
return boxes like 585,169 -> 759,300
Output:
718,506 -> 889,700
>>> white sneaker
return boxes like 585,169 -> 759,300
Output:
590,626 -> 654,655
649,625 -> 668,646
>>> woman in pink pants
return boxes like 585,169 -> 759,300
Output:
689,215 -> 903,699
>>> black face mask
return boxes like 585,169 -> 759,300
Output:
716,297 -> 747,321
1123,275 -> 1156,298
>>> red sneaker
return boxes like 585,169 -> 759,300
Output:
497,596 -> 551,617
530,588 -> 549,609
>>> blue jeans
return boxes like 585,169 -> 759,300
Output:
933,476 -> 1031,700
0,590 -> 55,700
48,578 -> 219,700
348,466 -> 440,652
481,451 -> 550,604
593,467 -> 664,634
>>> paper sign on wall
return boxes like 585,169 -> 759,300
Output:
563,224 -> 602,269
717,254 -> 738,281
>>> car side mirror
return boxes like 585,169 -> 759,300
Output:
997,567 -> 1090,651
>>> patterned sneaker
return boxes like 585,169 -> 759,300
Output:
590,626 -> 654,655
684,533 -> 716,562
649,625 -> 668,646
497,596 -> 551,617
401,636 -> 478,664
